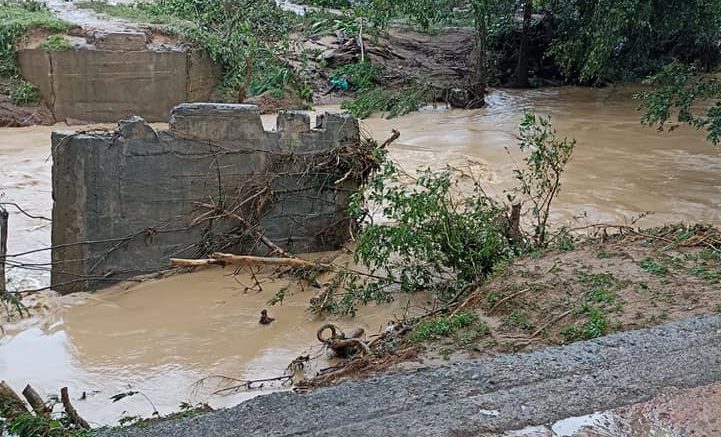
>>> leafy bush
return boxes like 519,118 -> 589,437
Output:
341,84 -> 440,119
0,1 -> 70,77
41,34 -> 72,51
332,61 -> 384,90
317,113 -> 574,316
9,81 -> 39,105
511,113 -> 575,247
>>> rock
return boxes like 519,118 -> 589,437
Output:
447,88 -> 471,108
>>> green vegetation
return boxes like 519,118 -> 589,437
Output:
2,413 -> 92,437
639,62 -> 721,146
562,303 -> 609,342
0,1 -> 70,106
78,0 -> 309,102
512,113 -> 576,247
41,34 -> 72,51
506,310 -> 534,331
409,310 -> 487,342
314,113 -> 573,315
340,84 -> 441,119
640,258 -> 669,276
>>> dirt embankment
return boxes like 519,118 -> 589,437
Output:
300,224 -> 721,387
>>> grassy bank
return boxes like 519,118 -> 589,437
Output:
0,1 -> 70,106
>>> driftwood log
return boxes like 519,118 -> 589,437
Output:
171,253 -> 314,269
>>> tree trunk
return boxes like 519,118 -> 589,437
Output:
515,0 -> 533,88
469,0 -> 488,108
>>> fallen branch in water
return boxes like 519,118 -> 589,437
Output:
61,387 -> 90,430
171,253 -> 314,269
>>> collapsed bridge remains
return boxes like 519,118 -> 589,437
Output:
19,31 -> 219,123
51,103 -> 369,293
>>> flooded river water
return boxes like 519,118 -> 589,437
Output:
1,87 -> 720,426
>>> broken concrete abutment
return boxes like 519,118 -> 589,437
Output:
18,31 -> 219,123
51,103 -> 367,294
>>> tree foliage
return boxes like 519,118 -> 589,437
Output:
318,114 -> 573,315
638,62 -> 721,146
547,0 -> 721,84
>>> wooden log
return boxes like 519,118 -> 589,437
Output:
170,254 -> 314,269
211,253 -> 313,268
0,206 -> 7,294
0,380 -> 29,419
170,258 -> 223,267
22,384 -> 48,416
60,387 -> 90,430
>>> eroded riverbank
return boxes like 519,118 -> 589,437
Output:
2,86 -> 720,426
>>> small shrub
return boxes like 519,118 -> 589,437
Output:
41,34 -> 71,51
9,81 -> 39,105
409,311 -> 480,342
341,83 -> 440,119
562,304 -> 609,342
640,258 -> 669,276
556,233 -> 575,251
332,61 -> 384,90
511,113 -> 575,247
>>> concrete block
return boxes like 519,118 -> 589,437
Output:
51,105 -> 362,293
93,31 -> 148,51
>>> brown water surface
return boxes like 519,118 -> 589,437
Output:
1,87 -> 720,425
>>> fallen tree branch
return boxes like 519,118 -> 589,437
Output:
60,387 -> 90,430
488,288 -> 531,314
170,254 -> 313,269
213,253 -> 312,268
193,202 -> 290,257
170,258 -> 224,267
531,309 -> 574,338
22,384 -> 48,416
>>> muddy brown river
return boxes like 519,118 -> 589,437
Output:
1,87 -> 719,426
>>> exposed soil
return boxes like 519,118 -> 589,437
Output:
0,78 -> 54,127
305,224 -> 721,385
299,25 -> 475,103
463,224 -> 721,353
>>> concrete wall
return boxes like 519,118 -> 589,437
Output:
18,32 -> 220,123
50,104 -> 361,293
